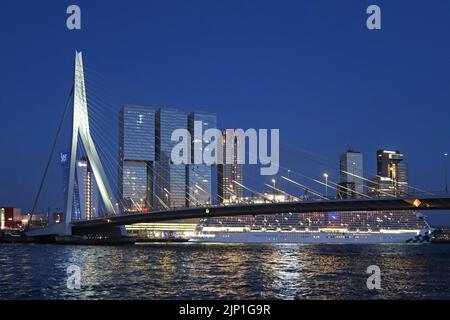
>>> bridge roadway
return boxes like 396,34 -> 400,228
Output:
71,196 -> 450,232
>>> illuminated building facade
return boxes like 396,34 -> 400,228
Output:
217,130 -> 244,204
338,149 -> 364,199
119,105 -> 156,212
368,176 -> 395,197
154,107 -> 188,209
61,151 -> 98,221
376,149 -> 409,196
186,112 -> 217,207
77,157 -> 99,220
0,207 -> 21,230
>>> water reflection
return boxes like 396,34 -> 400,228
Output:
0,243 -> 449,299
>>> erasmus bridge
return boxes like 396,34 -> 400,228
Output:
26,52 -> 450,238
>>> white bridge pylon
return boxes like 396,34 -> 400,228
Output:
66,52 -> 117,223
27,52 -> 117,237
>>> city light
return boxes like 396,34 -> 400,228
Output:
323,173 -> 329,197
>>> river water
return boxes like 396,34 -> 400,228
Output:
0,243 -> 449,299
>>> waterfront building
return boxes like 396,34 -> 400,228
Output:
376,149 -> 409,196
338,148 -> 364,199
0,210 -> 49,229
217,130 -> 244,204
118,106 -> 204,239
0,207 -> 21,230
119,105 -> 156,212
60,151 -> 81,220
186,112 -> 217,207
368,176 -> 395,197
154,107 -> 188,209
125,222 -> 198,241
61,151 -> 100,220
76,157 -> 99,220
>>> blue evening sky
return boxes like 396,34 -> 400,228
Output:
0,0 -> 449,224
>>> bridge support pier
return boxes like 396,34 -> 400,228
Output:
72,225 -> 128,238
25,223 -> 130,244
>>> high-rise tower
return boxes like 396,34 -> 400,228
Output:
338,149 -> 364,199
218,130 -> 244,204
154,108 -> 188,209
374,149 -> 409,196
119,105 -> 156,212
186,112 -> 217,207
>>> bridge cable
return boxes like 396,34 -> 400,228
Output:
27,86 -> 74,229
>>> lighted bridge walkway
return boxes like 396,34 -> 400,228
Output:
71,195 -> 450,232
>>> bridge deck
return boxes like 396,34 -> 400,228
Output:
71,196 -> 450,230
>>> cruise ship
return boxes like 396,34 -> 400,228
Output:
190,210 -> 433,244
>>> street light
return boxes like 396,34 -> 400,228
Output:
444,153 -> 448,193
351,161 -> 357,197
323,173 -> 329,198
272,179 -> 276,200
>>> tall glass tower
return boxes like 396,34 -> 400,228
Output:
119,105 -> 156,212
376,149 -> 409,196
154,108 -> 188,209
218,130 -> 244,203
76,157 -> 99,220
186,112 -> 217,207
339,149 -> 364,199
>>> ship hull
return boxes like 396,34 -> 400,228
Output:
190,229 -> 432,244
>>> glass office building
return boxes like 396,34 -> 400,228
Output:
376,149 -> 409,196
154,108 -> 188,209
120,161 -> 151,211
186,112 -> 217,207
218,130 -> 244,203
119,105 -> 156,212
338,149 -> 364,199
